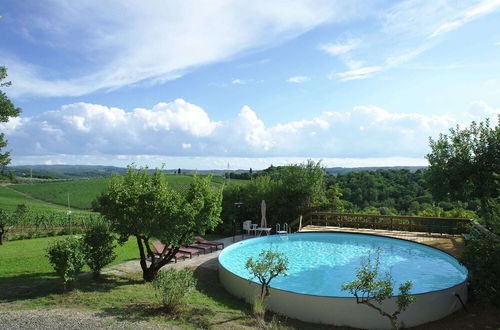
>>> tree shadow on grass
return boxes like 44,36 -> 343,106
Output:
0,272 -> 142,303
98,304 -> 165,322
193,262 -> 250,312
192,260 -> 355,330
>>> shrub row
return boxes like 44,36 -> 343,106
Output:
46,222 -> 116,289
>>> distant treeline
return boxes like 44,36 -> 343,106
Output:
7,164 -> 426,181
218,164 -> 479,236
327,169 -> 478,217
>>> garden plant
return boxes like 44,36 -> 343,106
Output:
152,268 -> 197,312
46,235 -> 85,290
245,249 -> 289,324
341,250 -> 415,330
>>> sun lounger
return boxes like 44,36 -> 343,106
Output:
195,236 -> 224,250
151,240 -> 187,263
187,243 -> 214,253
168,245 -> 201,258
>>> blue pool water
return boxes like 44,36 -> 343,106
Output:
219,233 -> 468,297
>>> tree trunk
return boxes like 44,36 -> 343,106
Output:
143,267 -> 157,282
0,224 -> 4,245
135,235 -> 178,282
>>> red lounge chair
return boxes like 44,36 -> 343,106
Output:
195,236 -> 224,250
151,241 -> 187,263
187,243 -> 213,254
168,245 -> 201,258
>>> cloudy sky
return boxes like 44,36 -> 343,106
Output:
1,0 -> 499,169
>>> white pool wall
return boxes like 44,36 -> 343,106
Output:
219,265 -> 467,329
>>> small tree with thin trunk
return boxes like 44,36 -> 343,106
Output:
245,249 -> 289,324
341,250 -> 415,330
96,166 -> 222,281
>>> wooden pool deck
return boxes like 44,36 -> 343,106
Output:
299,225 -> 465,258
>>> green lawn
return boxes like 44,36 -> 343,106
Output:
9,175 -> 243,210
0,236 -> 138,284
0,235 -> 260,329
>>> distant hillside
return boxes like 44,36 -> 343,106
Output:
8,165 -> 127,179
325,166 -> 427,175
7,164 -> 427,180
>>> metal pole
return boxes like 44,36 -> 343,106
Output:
233,202 -> 243,242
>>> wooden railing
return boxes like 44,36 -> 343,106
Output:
290,212 -> 471,235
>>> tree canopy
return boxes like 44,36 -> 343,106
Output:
425,117 -> 499,229
221,160 -> 337,230
0,66 -> 21,168
96,167 -> 223,281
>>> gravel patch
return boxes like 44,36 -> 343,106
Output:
0,309 -> 179,330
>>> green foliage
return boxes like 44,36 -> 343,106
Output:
152,268 -> 197,311
459,234 -> 500,305
46,236 -> 85,290
327,168 -> 483,221
341,250 -> 415,330
245,249 -> 289,298
82,221 -> 116,278
222,160 -> 331,232
96,166 -> 223,281
330,169 -> 431,213
0,66 -> 21,168
425,117 -> 499,228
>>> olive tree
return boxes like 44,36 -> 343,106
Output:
341,251 -> 415,330
96,167 -> 223,281
245,250 -> 289,299
245,249 -> 289,323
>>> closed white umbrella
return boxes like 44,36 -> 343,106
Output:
260,200 -> 267,228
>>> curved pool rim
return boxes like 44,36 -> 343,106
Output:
218,232 -> 468,329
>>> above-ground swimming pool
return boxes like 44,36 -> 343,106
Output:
219,232 -> 468,329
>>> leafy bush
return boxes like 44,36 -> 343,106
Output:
82,221 -> 116,278
459,234 -> 500,305
152,268 -> 197,311
46,236 -> 85,290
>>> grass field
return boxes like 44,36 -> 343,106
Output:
10,175 -> 242,210
0,236 -> 138,285
0,235 -> 258,329
0,185 -> 93,215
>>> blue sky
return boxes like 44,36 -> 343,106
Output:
0,0 -> 499,169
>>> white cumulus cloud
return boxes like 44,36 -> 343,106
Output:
4,99 -> 495,161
